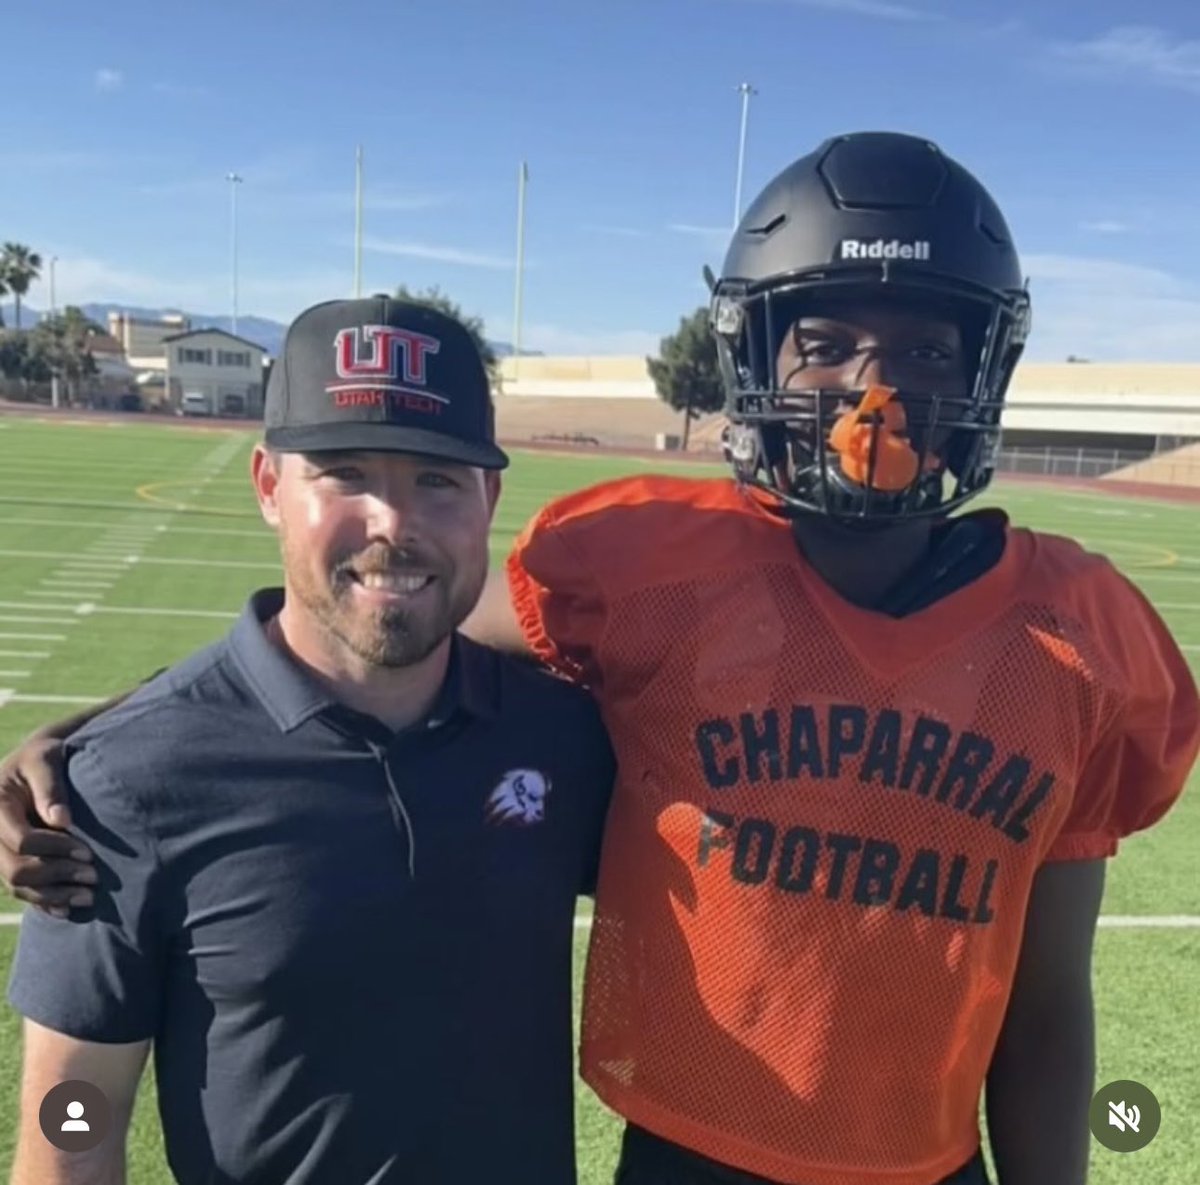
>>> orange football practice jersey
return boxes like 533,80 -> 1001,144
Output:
507,475 -> 1199,1185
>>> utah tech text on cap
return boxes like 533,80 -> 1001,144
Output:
263,296 -> 508,469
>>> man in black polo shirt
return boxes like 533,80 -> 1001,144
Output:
6,296 -> 614,1185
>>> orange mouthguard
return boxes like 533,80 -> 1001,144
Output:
828,385 -> 935,492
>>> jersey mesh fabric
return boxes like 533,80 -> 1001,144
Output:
508,475 -> 1199,1185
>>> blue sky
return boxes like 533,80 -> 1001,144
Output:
4,0 -> 1200,359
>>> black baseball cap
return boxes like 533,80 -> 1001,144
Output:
264,295 -> 508,469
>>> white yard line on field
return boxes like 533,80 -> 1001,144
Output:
75,604 -> 239,620
0,515 -> 268,540
568,915 -> 1200,932
0,437 -> 250,713
0,549 -> 277,572
0,693 -> 109,705
38,585 -> 115,594
0,601 -> 83,613
40,575 -> 118,584
0,618 -> 78,629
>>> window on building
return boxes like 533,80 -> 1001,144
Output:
179,347 -> 212,364
218,350 -> 251,368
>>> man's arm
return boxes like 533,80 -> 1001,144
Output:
985,858 -> 1106,1185
460,571 -> 530,655
11,1019 -> 149,1185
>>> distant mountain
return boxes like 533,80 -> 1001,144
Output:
3,301 -> 539,360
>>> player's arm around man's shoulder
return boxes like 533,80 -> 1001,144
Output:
461,570 -> 530,656
7,733 -> 168,1185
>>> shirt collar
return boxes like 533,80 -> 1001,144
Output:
229,588 -> 500,735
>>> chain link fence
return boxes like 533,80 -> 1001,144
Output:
995,443 -> 1200,487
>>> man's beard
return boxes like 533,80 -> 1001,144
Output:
283,533 -> 485,669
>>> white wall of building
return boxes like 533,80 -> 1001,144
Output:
165,331 -> 265,416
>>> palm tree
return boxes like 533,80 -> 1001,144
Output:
0,243 -> 43,330
0,272 -> 7,328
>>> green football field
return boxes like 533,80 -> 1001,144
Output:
0,414 -> 1195,1183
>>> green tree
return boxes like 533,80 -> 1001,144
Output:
0,331 -> 28,382
393,284 -> 497,379
26,306 -> 101,402
0,243 -> 43,330
647,306 -> 725,449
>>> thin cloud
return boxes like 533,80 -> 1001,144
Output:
487,316 -> 662,356
95,68 -> 124,92
365,192 -> 450,213
583,224 -> 650,239
135,177 -> 225,199
1024,254 -> 1182,293
1050,25 -> 1200,94
22,255 -> 356,326
307,187 -> 451,214
1079,220 -> 1131,235
668,222 -> 731,240
0,150 -> 114,172
732,0 -> 940,23
359,236 -> 513,269
133,151 -> 318,200
1022,253 -> 1200,361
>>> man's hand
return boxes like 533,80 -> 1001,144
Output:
0,735 -> 96,918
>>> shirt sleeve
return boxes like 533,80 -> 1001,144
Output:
1044,576 -> 1200,863
6,740 -> 166,1042
506,500 -> 611,690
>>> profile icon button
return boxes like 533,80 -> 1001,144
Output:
38,1080 -> 111,1152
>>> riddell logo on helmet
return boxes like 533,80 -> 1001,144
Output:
839,239 -> 931,262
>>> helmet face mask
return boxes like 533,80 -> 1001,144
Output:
710,133 -> 1031,526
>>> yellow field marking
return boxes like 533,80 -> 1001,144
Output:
1112,541 -> 1179,570
133,480 -> 254,518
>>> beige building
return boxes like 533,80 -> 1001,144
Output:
107,311 -> 191,372
497,356 -> 1200,439
164,329 -> 266,417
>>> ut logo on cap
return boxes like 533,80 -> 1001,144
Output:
333,325 -> 442,393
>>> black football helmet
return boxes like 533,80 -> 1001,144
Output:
708,131 -> 1031,523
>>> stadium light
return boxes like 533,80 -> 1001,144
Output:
226,173 -> 244,336
733,83 -> 757,229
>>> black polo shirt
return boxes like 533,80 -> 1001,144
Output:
8,589 -> 615,1185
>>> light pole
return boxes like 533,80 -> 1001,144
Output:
354,145 -> 364,299
512,160 -> 528,384
49,255 -> 60,409
733,83 -> 757,230
226,172 -> 243,335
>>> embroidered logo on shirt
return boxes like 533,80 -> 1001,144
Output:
486,769 -> 551,826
